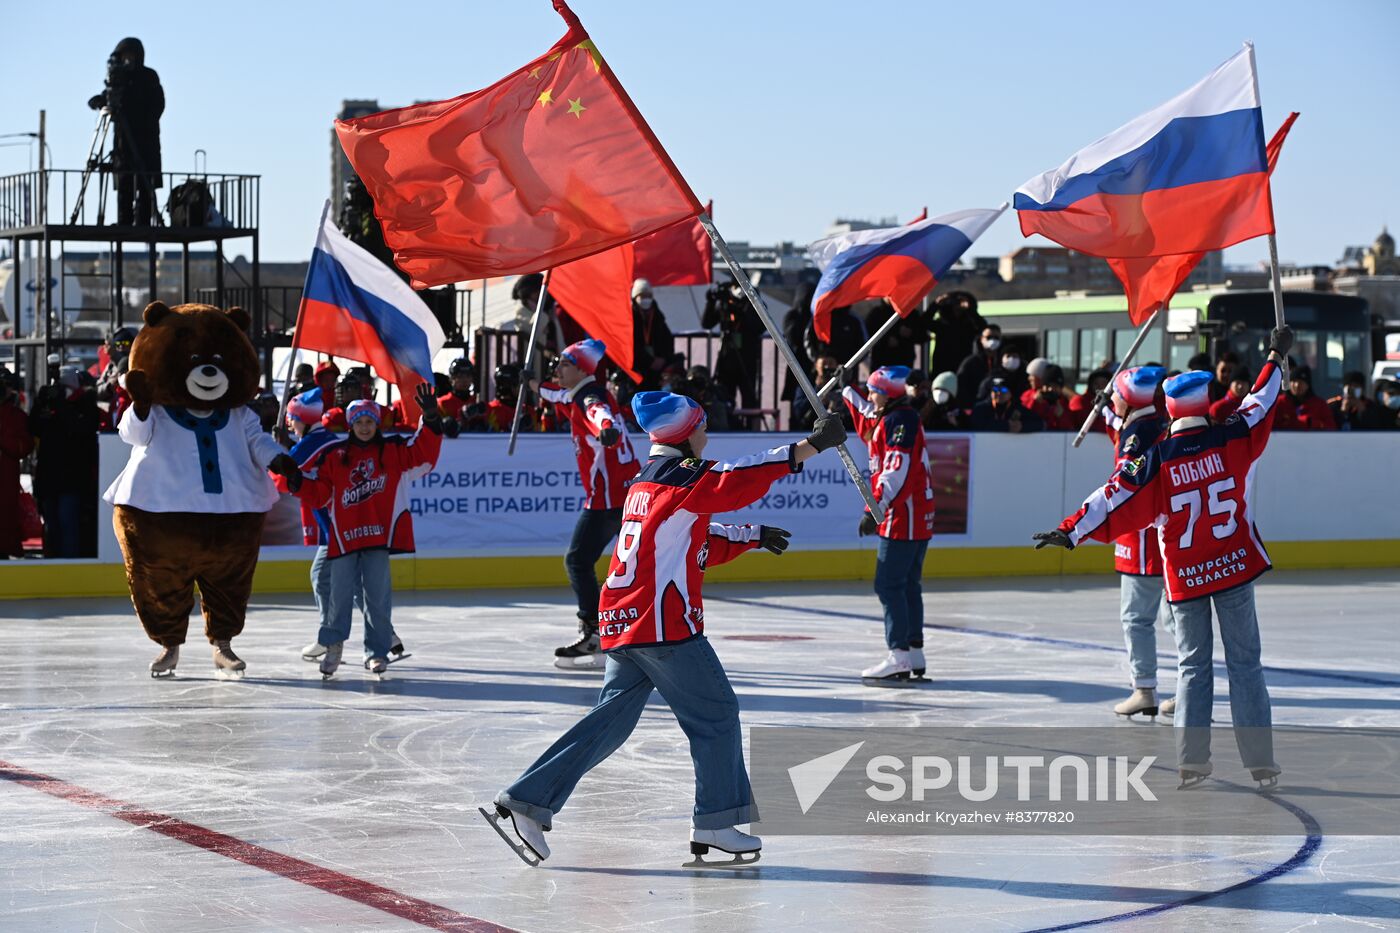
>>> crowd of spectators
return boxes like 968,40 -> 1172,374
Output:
7,284 -> 1399,559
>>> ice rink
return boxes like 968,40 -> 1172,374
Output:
2,569 -> 1398,932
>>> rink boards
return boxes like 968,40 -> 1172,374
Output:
1,431 -> 1396,598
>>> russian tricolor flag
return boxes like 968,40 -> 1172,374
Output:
295,204 -> 445,406
808,206 -> 1006,342
1014,45 -> 1274,259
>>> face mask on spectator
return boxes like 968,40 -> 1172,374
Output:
638,297 -> 654,310
982,337 -> 1001,351
1385,394 -> 1400,410
1348,386 -> 1362,398
932,388 -> 951,406
1003,356 -> 1022,372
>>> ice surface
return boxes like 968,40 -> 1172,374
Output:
1,570 -> 1397,932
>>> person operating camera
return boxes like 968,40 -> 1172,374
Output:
701,276 -> 766,415
88,38 -> 164,226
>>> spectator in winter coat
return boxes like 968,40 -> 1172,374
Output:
0,368 -> 35,557
1022,364 -> 1075,430
804,304 -> 865,389
630,278 -> 677,392
28,367 -> 99,557
920,371 -> 966,431
927,291 -> 985,379
791,356 -> 852,433
1327,371 -> 1383,431
703,278 -> 767,410
977,345 -> 1029,402
866,298 -> 928,369
1373,380 -> 1400,430
970,377 -> 1044,433
955,323 -> 1003,407
1210,351 -> 1240,402
1276,366 -> 1336,430
782,281 -> 816,405
1208,369 -> 1253,422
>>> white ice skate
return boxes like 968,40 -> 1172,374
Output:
684,826 -> 761,869
1177,763 -> 1212,789
861,649 -> 913,687
479,804 -> 550,866
1250,768 -> 1281,793
149,645 -> 179,678
553,624 -> 605,670
1114,687 -> 1158,720
320,642 -> 344,680
212,640 -> 246,680
388,637 -> 411,665
1159,696 -> 1176,717
301,640 -> 327,662
365,656 -> 388,678
908,646 -> 928,681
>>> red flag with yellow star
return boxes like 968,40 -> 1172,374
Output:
335,1 -> 703,288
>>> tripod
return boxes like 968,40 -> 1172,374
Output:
69,107 -> 163,227
70,108 -> 113,224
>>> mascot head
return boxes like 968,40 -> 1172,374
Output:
126,301 -> 261,409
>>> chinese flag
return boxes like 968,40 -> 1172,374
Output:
335,1 -> 703,288
1108,113 -> 1298,325
632,201 -> 712,286
550,244 -> 639,382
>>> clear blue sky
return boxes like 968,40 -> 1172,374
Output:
3,0 -> 1396,268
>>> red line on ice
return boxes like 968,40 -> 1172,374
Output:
0,759 -> 517,933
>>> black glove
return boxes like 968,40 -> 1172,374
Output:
268,454 -> 303,492
598,426 -> 621,447
1032,529 -> 1073,550
415,383 -> 441,421
1093,389 -> 1112,412
441,418 -> 461,439
858,513 -> 878,537
1269,325 -> 1295,357
88,93 -> 106,111
805,415 -> 846,453
759,526 -> 791,555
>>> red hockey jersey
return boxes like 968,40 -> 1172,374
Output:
842,389 -> 934,541
538,376 -> 639,510
597,445 -> 797,650
284,424 -> 442,558
1060,361 -> 1282,602
1102,406 -> 1167,576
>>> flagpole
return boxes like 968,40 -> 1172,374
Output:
506,269 -> 551,456
1071,305 -> 1161,448
276,199 -> 333,445
1247,41 -> 1290,380
699,215 -> 883,520
816,306 -> 904,402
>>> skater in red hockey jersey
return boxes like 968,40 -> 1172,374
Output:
530,338 -> 641,669
483,391 -> 846,867
1035,327 -> 1293,788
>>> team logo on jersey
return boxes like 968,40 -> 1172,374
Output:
1120,455 -> 1147,479
343,457 -> 387,507
890,423 -> 908,446
682,457 -> 703,470
1123,434 -> 1140,455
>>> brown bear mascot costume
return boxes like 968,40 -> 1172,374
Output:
103,301 -> 301,677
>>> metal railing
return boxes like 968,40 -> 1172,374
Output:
0,168 -> 259,231
195,285 -> 302,332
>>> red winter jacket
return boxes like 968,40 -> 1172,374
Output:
1275,392 -> 1336,431
282,424 -> 442,558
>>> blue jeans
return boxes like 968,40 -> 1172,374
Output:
874,537 -> 930,650
564,508 -> 622,623
496,636 -> 752,831
310,545 -> 382,642
321,548 -> 394,661
1169,581 -> 1277,773
1119,573 -> 1173,688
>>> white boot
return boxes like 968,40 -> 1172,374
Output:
302,640 -> 327,661
507,809 -> 551,861
212,640 -> 246,678
320,642 -> 344,679
687,826 -> 761,867
1114,687 -> 1158,719
149,645 -> 179,678
861,649 -> 913,683
908,647 -> 927,679
1159,696 -> 1176,717
365,656 -> 388,675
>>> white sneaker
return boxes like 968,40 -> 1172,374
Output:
302,640 -> 327,661
861,649 -> 913,681
909,647 -> 927,678
320,642 -> 344,678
